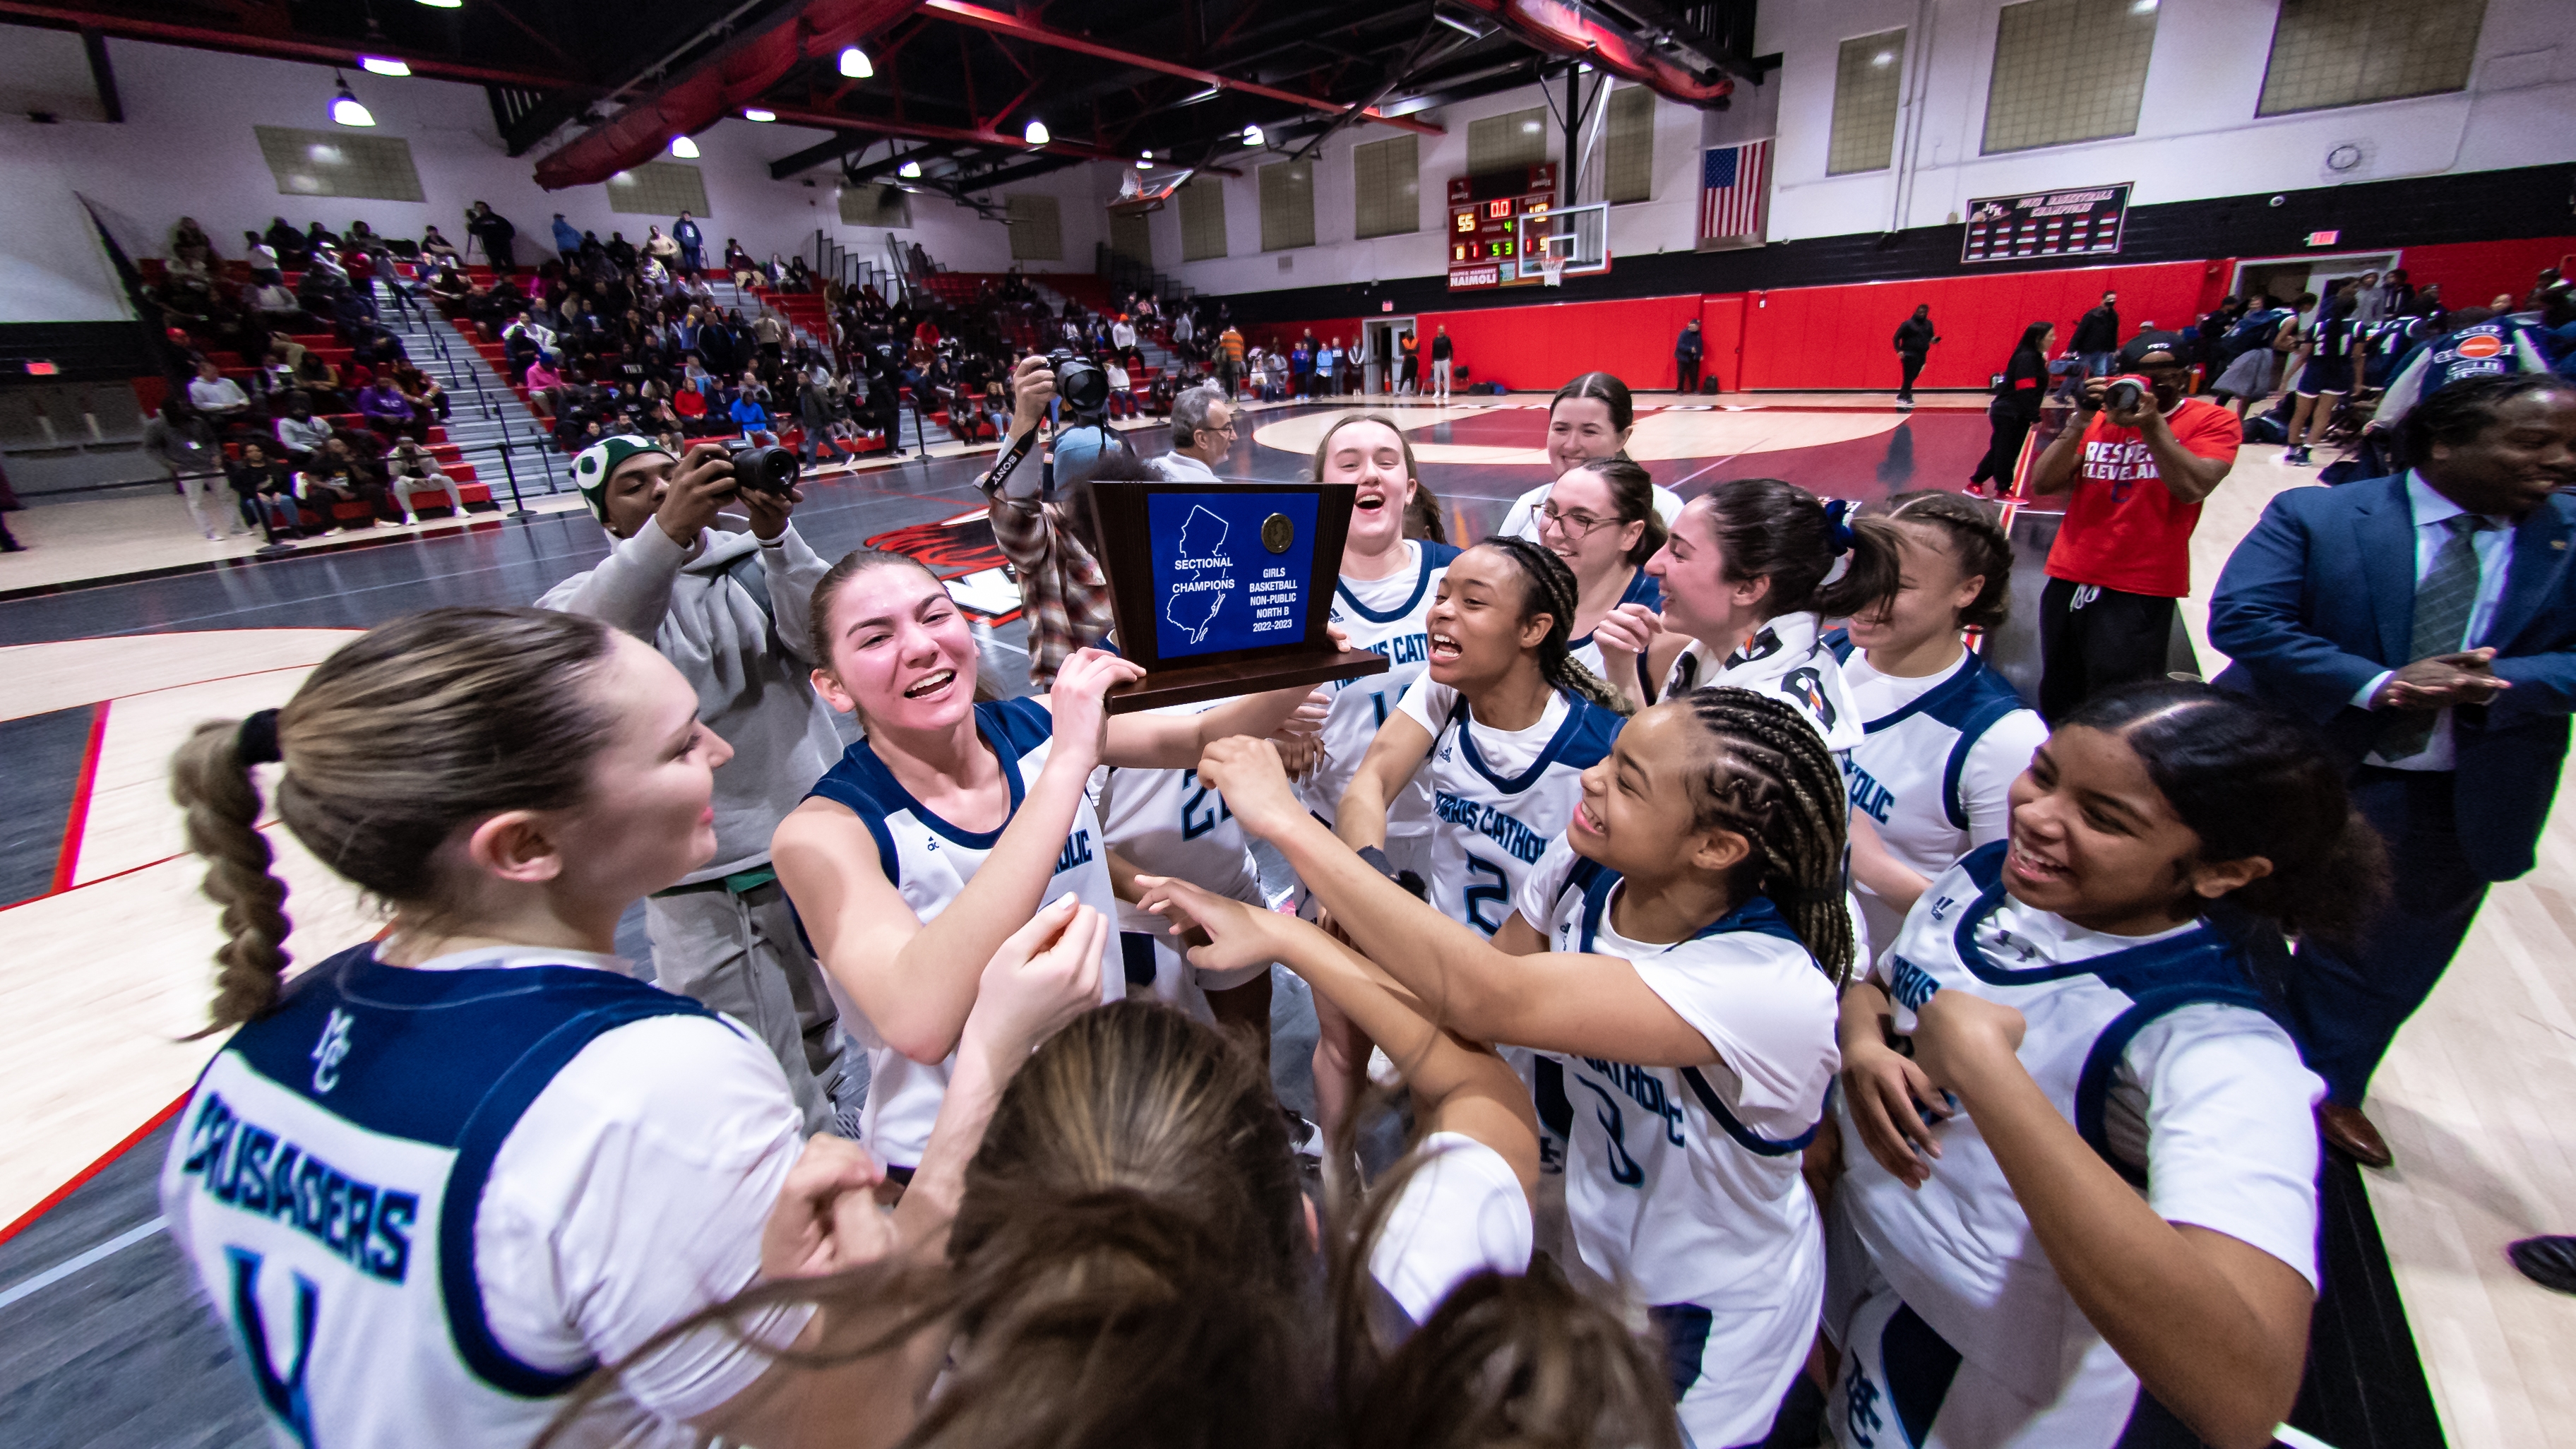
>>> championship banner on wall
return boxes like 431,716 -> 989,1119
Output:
1961,183 -> 2133,263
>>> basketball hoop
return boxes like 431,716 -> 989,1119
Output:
1538,250 -> 1566,287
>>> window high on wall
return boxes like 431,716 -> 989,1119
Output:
1260,160 -> 1315,251
1111,209 -> 1152,268
254,126 -> 424,202
1008,193 -> 1063,261
1180,177 -> 1228,261
1981,0 -> 2159,155
1604,87 -> 1655,203
839,183 -> 910,228
607,162 -> 710,217
1829,30 -> 1908,174
1468,107 -> 1549,174
2258,0 -> 2486,116
1353,135 -> 1420,239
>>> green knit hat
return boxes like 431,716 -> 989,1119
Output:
571,434 -> 674,523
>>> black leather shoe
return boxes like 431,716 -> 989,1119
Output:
2508,1235 -> 2576,1294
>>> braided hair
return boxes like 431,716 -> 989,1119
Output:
1477,535 -> 1632,716
1672,686 -> 1854,985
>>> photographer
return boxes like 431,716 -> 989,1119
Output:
537,436 -> 851,1134
982,356 -> 1121,688
1151,383 -> 1235,483
2027,330 -> 2241,720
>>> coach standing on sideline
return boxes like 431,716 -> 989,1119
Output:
1674,318 -> 1704,394
2027,330 -> 2240,720
538,436 -> 851,1135
2210,374 -> 2576,1169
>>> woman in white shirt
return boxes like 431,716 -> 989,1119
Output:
1498,373 -> 1686,541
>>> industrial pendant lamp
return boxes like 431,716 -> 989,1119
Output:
330,73 -> 376,127
669,134 -> 701,158
898,159 -> 923,178
1023,119 -> 1050,145
838,46 -> 873,78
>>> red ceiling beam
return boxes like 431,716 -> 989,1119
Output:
919,0 -> 1445,137
0,0 -> 578,91
1450,0 -> 1735,107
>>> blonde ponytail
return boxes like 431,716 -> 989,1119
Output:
171,719 -> 293,1032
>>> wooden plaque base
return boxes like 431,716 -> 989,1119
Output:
1104,648 -> 1389,715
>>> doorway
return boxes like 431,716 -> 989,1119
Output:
2230,251 -> 2398,309
1364,316 -> 1415,397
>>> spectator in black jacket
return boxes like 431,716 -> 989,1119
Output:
1969,320 -> 2056,496
1892,304 -> 1939,409
1674,319 -> 1705,394
2071,292 -> 2121,379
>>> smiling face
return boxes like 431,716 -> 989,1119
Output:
812,560 -> 979,734
2002,724 -> 2265,935
1318,419 -> 1417,559
1842,519 -> 1982,655
1643,496 -> 1767,645
1569,703 -> 1745,880
1546,396 -> 1630,477
1537,467 -> 1645,583
2421,387 -> 2576,520
547,632 -> 732,906
1424,545 -> 1547,689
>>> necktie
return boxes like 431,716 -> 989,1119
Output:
2378,514 -> 2492,760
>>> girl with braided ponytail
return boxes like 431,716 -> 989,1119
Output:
161,606 -> 1106,1449
1186,683 -> 1851,1449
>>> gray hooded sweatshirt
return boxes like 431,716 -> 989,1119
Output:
539,521 -> 852,884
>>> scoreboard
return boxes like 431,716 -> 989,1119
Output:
1447,163 -> 1558,290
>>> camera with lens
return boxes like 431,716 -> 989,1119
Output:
2101,374 -> 2149,414
1047,348 -> 1110,422
727,443 -> 802,496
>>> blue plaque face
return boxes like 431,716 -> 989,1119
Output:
1146,491 -> 1321,660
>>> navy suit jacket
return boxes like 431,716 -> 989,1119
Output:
2209,472 -> 2576,881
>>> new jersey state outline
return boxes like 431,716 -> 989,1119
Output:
1164,505 -> 1235,643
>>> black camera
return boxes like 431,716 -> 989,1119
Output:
727,443 -> 801,496
2101,375 -> 2148,413
1047,349 -> 1109,421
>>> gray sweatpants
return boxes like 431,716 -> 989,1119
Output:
643,879 -> 847,1135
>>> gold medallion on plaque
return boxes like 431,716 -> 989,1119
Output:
1262,513 -> 1294,554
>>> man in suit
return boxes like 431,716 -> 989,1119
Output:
2209,374 -> 2576,1167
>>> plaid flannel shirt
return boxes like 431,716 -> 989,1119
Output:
987,485 -> 1116,690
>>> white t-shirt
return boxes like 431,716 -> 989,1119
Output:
1498,479 -> 1686,542
1367,1132 -> 1534,1324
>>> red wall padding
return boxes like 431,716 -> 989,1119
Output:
1418,294 -> 1707,394
1733,260 -> 2216,391
2390,237 -> 2575,311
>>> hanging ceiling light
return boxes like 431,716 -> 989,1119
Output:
413,0 -> 462,8
838,46 -> 873,78
898,159 -> 923,178
329,74 -> 376,127
1023,119 -> 1050,145
1241,124 -> 1264,146
1137,148 -> 1153,169
742,107 -> 776,122
669,134 -> 700,158
359,55 -> 410,77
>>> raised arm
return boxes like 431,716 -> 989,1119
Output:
1192,737 -> 1716,1066
1096,676 -> 1326,769
1332,712 -> 1436,850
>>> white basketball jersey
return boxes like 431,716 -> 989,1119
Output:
1517,844 -> 1840,1448
1566,567 -> 1663,701
806,697 -> 1125,1167
1093,698 -> 1268,1012
162,944 -> 730,1449
1659,610 -> 1867,754
1400,679 -> 1621,937
1836,844 -> 2321,1437
1306,540 -> 1460,833
1827,633 -> 2046,953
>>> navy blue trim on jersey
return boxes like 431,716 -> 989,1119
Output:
1946,842 -> 2248,991
1334,540 -> 1460,623
1450,692 -> 1623,796
1649,1301 -> 1714,1402
1563,860 -> 1818,1155
806,698 -> 1042,854
1881,1302 -> 1965,1446
222,943 -> 721,1398
1567,568 -> 1662,654
1827,636 -> 2030,834
2072,983 -> 2281,1188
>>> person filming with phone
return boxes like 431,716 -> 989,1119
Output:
538,436 -> 854,1136
2027,329 -> 2242,720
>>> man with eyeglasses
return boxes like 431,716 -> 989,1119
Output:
1151,383 -> 1237,482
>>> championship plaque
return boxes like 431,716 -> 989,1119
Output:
1086,481 -> 1389,713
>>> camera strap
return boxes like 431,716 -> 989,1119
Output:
720,549 -> 777,636
982,426 -> 1039,500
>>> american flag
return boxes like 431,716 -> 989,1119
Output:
1699,141 -> 1771,245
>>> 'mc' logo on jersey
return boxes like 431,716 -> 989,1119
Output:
310,1008 -> 354,1095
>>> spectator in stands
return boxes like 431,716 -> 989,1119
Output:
225,441 -> 304,541
263,217 -> 308,268
297,435 -> 395,527
670,211 -> 705,277
550,213 -> 584,258
2070,290 -> 2121,381
539,436 -> 852,1131
304,220 -> 340,256
1110,313 -> 1137,354
729,386 -> 773,439
1892,305 -> 1936,408
725,240 -> 759,289
1152,384 -> 1235,483
1676,317 -> 1705,395
383,437 -> 467,524
1102,354 -> 1136,420
641,225 -> 681,277
1430,324 -> 1455,402
171,216 -> 215,263
751,310 -> 787,368
796,375 -> 838,464
604,231 -> 638,270
1216,323 -> 1246,400
245,275 -> 312,332
143,399 -> 232,541
426,263 -> 471,306
419,225 -> 460,263
273,393 -> 331,464
1317,336 -> 1344,397
242,231 -> 282,283
358,374 -> 424,442
186,359 -> 254,429
465,201 -> 516,270
2027,330 -> 2241,720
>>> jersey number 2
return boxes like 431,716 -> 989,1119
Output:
1462,855 -> 1510,936
1180,770 -> 1232,841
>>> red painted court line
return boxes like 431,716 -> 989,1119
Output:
48,701 -> 110,897
0,1092 -> 191,1249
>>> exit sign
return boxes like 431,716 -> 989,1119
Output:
23,360 -> 59,376
2305,230 -> 2341,246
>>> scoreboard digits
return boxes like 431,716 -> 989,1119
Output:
1446,164 -> 1558,291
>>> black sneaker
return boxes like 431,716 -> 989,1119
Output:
2509,1235 -> 2576,1294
